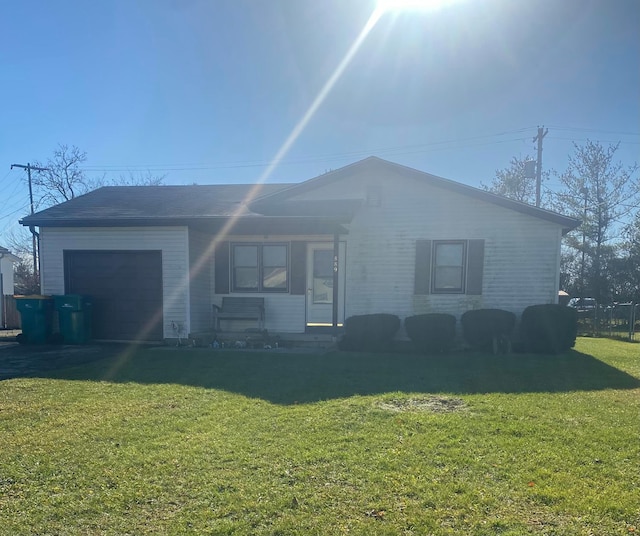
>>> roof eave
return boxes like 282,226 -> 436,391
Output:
19,215 -> 351,235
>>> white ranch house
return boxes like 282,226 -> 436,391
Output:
21,157 -> 579,342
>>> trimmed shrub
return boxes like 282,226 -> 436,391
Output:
461,309 -> 516,351
338,313 -> 400,352
404,313 -> 456,354
521,304 -> 578,354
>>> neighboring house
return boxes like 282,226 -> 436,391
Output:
20,157 -> 579,341
0,246 -> 20,329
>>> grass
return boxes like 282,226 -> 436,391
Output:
0,338 -> 639,535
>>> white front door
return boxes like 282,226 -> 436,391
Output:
306,242 -> 345,327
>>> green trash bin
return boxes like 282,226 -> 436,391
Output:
54,295 -> 93,344
15,295 -> 54,344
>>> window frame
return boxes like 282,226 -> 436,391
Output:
231,242 -> 289,293
431,240 -> 467,294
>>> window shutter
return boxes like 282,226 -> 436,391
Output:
466,239 -> 485,295
214,241 -> 230,294
414,240 -> 432,295
290,241 -> 307,295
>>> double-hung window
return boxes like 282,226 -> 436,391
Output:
414,239 -> 484,296
432,241 -> 466,293
232,243 -> 288,292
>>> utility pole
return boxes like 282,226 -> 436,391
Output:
532,126 -> 548,208
10,163 -> 48,279
580,187 -> 588,300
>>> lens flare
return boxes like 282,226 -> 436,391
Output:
377,0 -> 459,13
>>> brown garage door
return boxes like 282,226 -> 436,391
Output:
64,250 -> 163,341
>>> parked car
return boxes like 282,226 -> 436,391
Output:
568,297 -> 597,311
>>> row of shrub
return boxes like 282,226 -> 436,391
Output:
338,304 -> 577,355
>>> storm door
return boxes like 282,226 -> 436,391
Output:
305,242 -> 345,327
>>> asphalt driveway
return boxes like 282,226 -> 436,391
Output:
0,339 -> 134,380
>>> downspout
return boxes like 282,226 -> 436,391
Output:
29,225 -> 41,291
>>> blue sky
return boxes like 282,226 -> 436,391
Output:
1,0 -> 638,243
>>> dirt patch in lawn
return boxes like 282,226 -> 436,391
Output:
377,396 -> 467,413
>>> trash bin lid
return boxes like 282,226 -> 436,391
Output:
54,294 -> 90,311
15,295 -> 54,312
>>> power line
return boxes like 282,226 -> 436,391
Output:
0,169 -> 14,185
547,136 -> 640,145
363,137 -> 530,159
74,126 -> 640,175
0,203 -> 31,228
0,202 -> 30,219
0,181 -> 26,214
77,128 -> 538,173
78,137 -> 532,173
71,134 -> 639,174
546,126 -> 640,137
0,221 -> 30,244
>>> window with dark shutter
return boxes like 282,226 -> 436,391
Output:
414,239 -> 484,295
414,240 -> 432,295
466,239 -> 485,295
290,241 -> 307,295
214,241 -> 230,294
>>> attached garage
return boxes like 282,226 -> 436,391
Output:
64,250 -> 163,341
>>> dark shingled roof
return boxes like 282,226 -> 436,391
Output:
251,157 -> 580,233
20,157 -> 580,234
21,184 -> 293,225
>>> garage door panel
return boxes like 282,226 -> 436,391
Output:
137,279 -> 162,291
65,251 -> 163,341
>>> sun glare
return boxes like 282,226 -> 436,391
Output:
377,0 -> 459,13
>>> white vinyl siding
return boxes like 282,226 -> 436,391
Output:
188,229 -> 214,333
39,226 -> 189,338
0,255 -> 17,329
293,168 -> 563,321
0,257 -> 16,295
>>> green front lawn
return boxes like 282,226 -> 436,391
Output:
1,338 -> 638,535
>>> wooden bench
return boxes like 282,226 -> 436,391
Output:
213,297 -> 265,331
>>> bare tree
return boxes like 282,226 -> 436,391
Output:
12,258 -> 41,295
5,227 -> 33,260
31,145 -> 165,207
31,144 -> 98,206
112,170 -> 166,187
5,227 -> 42,294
